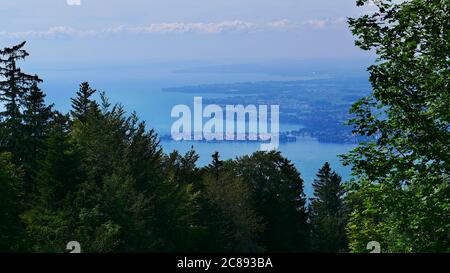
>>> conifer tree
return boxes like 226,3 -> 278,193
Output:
22,82 -> 53,189
0,152 -> 25,251
70,82 -> 96,122
203,156 -> 263,252
209,151 -> 223,181
234,151 -> 310,252
164,148 -> 200,188
21,113 -> 81,252
35,113 -> 80,209
127,120 -> 163,193
0,41 -> 41,162
309,162 -> 348,253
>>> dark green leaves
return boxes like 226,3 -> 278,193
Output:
345,0 -> 450,252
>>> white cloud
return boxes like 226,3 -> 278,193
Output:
306,19 -> 328,29
303,17 -> 347,29
66,0 -> 81,6
267,17 -> 347,30
0,18 -> 347,39
4,26 -> 96,38
267,20 -> 292,30
125,21 -> 257,34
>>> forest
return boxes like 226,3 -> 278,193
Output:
0,0 -> 449,253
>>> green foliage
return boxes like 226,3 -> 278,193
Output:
21,208 -> 71,253
1,1 -> 448,253
0,42 -> 323,253
233,151 -> 310,252
22,82 -> 54,190
0,153 -> 25,251
0,41 -> 42,164
66,91 -> 198,252
195,153 -> 264,252
344,0 -> 450,252
70,82 -> 96,122
309,163 -> 348,253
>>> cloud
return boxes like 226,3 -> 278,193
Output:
0,18 -> 347,39
3,26 -> 96,38
66,0 -> 81,6
266,17 -> 347,30
304,17 -> 347,29
124,21 -> 258,34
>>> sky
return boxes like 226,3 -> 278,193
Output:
0,0 -> 377,65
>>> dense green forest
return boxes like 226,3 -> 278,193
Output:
0,43 -> 348,252
0,0 -> 449,253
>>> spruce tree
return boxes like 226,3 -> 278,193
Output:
164,147 -> 200,188
0,152 -> 25,251
22,81 -> 53,189
21,113 -> 81,252
309,162 -> 348,253
209,151 -> 223,181
0,41 -> 41,162
70,82 -> 96,122
35,113 -> 80,209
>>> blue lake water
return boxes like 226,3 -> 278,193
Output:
36,65 -> 356,197
162,139 -> 354,197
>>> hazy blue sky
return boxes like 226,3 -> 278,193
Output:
1,0 -> 377,64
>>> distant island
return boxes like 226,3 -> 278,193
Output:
163,78 -> 371,144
